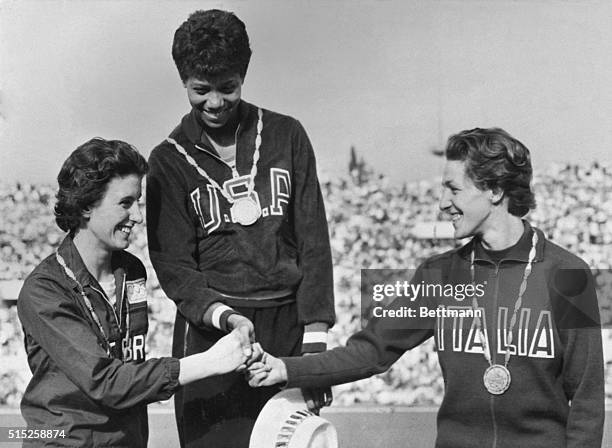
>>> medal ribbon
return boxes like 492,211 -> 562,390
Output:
167,108 -> 263,205
56,252 -> 112,355
470,231 -> 538,367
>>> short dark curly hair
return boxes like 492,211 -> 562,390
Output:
445,128 -> 536,217
54,138 -> 148,233
172,9 -> 252,81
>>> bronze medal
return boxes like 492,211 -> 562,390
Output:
231,197 -> 261,226
471,232 -> 538,397
483,364 -> 511,395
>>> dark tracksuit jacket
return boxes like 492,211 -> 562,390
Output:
146,100 -> 335,353
283,222 -> 604,448
147,100 -> 335,446
17,237 -> 180,447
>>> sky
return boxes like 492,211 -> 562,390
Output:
1,0 -> 611,186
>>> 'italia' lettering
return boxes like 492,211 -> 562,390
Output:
464,307 -> 487,354
436,307 -> 555,359
528,311 -> 554,358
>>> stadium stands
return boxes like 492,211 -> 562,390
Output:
1,161 -> 611,406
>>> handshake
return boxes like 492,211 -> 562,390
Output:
214,332 -> 286,385
212,314 -> 332,412
215,314 -> 288,385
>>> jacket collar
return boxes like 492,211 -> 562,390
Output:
181,100 -> 256,150
57,235 -> 127,292
57,235 -> 97,288
457,220 -> 546,264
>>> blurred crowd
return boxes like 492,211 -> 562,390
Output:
1,160 -> 611,407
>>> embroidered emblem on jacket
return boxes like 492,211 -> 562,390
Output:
126,279 -> 147,304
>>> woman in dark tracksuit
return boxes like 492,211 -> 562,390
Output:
249,128 -> 604,448
17,138 -> 250,447
146,10 -> 335,447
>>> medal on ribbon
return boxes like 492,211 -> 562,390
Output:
168,108 -> 264,226
483,364 -> 511,395
470,231 -> 538,395
231,197 -> 262,226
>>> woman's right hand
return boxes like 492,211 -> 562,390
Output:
247,352 -> 288,387
178,330 -> 264,385
207,329 -> 251,374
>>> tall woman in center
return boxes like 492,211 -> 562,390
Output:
146,9 -> 336,447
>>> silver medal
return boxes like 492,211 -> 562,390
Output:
483,364 -> 511,395
231,197 -> 261,226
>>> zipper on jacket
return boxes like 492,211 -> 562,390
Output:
232,121 -> 242,178
490,260 -> 502,448
194,143 -> 238,177
195,120 -> 244,179
183,321 -> 190,358
474,258 -> 501,448
118,273 -> 126,328
488,259 -> 515,448
90,286 -> 121,330
490,396 -> 498,448
473,244 -> 540,448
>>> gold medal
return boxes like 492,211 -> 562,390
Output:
230,197 -> 261,226
169,108 -> 265,227
483,364 -> 511,395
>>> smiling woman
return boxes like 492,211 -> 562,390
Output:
16,138 -> 253,447
76,174 -> 143,256
53,139 -> 149,282
248,127 -> 605,448
146,9 -> 336,447
184,75 -> 244,136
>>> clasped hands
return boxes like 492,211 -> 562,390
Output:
222,314 -> 277,376
225,314 -> 286,383
222,314 -> 332,412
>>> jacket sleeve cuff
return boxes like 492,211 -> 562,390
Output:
202,302 -> 242,332
301,322 -> 328,354
162,357 -> 181,397
281,356 -> 301,388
